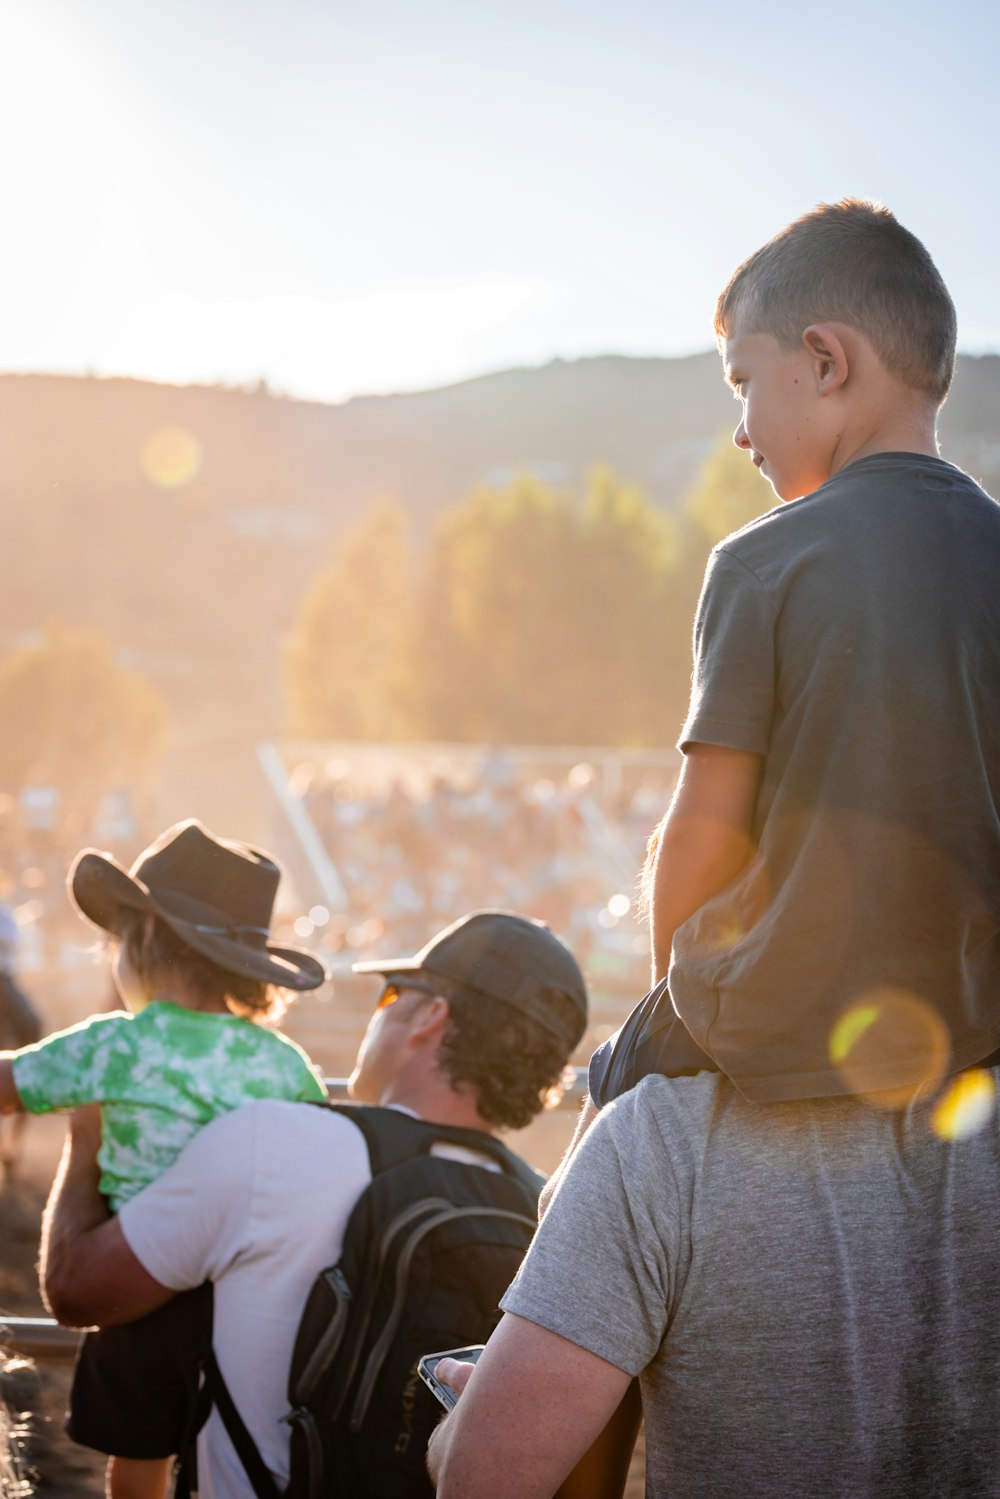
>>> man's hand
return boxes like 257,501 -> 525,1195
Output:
435,1355 -> 478,1401
41,1105 -> 173,1328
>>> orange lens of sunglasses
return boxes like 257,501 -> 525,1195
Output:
377,982 -> 403,1010
376,977 -> 440,1010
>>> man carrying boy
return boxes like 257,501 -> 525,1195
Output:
429,202 -> 1000,1497
41,909 -> 587,1499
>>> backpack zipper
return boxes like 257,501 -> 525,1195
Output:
328,1197 -> 452,1420
290,1266 -> 354,1406
349,1206 -> 536,1430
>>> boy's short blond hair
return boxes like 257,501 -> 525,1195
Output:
715,198 -> 957,405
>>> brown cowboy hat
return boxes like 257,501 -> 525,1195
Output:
69,819 -> 327,991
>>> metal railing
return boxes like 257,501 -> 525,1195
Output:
2,1067 -> 590,1362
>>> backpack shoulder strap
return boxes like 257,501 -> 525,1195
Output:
323,1101 -> 544,1199
202,1350 -> 282,1499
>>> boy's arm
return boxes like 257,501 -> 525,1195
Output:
648,742 -> 761,982
540,746 -> 760,1213
41,1105 -> 174,1327
0,1055 -> 23,1113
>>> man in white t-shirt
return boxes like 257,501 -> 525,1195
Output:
40,911 -> 587,1499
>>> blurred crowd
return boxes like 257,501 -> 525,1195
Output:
293,749 -> 677,998
0,752 -> 678,1011
0,788 -> 140,977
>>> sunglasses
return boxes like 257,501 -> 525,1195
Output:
376,976 -> 441,1010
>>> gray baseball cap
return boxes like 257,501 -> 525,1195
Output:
353,909 -> 588,1051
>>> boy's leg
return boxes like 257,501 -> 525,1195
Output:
589,977 -> 718,1107
67,1286 -> 213,1471
106,1455 -> 172,1499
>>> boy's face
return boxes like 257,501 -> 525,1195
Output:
723,329 -> 836,502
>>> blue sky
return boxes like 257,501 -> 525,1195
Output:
1,0 -> 997,402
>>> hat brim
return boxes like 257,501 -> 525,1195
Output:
70,850 -> 326,992
351,953 -> 422,977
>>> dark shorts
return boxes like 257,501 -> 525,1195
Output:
588,978 -> 717,1108
66,1283 -> 213,1460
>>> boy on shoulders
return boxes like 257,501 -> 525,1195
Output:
591,199 -> 1000,1109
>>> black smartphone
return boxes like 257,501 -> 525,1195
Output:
417,1344 -> 486,1410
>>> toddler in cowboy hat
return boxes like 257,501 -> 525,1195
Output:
0,818 -> 328,1499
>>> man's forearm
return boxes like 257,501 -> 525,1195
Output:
40,1106 -> 110,1321
429,1315 -> 632,1499
40,1107 -> 172,1328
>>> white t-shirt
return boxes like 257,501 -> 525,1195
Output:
120,1100 -> 372,1499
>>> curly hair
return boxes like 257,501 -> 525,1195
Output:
111,908 -> 288,1022
433,976 -> 577,1131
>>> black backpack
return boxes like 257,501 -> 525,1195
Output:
206,1102 -> 542,1499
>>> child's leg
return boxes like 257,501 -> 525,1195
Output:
589,977 -> 718,1106
67,1288 -> 213,1490
106,1454 -> 172,1499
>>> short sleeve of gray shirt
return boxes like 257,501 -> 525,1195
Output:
501,1085 -> 686,1374
678,546 -> 775,755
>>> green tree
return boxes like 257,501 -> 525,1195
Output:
684,430 -> 773,547
284,498 -> 414,739
287,467 -> 714,748
406,469 -> 691,745
406,476 -> 581,742
0,625 -> 168,818
573,466 -> 687,745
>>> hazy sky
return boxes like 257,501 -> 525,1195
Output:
2,0 -> 997,403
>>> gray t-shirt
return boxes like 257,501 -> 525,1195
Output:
503,1073 -> 1000,1498
672,453 -> 1000,1100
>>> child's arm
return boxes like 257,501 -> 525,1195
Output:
647,742 -> 761,982
0,1054 -> 24,1113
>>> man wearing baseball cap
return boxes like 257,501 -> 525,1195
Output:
41,908 -> 587,1499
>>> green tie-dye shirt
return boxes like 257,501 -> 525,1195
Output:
12,1001 -> 326,1210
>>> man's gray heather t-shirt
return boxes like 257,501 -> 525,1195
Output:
672,454 -> 1000,1100
502,1073 -> 1000,1499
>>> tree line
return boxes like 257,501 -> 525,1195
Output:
284,431 -> 770,748
0,430 -> 770,823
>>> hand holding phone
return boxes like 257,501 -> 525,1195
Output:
417,1344 -> 486,1410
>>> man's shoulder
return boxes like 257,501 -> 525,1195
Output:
594,1073 -> 731,1169
188,1097 -> 367,1155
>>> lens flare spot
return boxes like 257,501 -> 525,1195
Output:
830,1006 -> 880,1064
141,427 -> 202,489
932,1070 -> 997,1142
829,988 -> 950,1109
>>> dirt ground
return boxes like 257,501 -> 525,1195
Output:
1,1114 -> 645,1499
1,1116 -> 106,1497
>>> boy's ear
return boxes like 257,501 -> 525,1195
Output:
801,323 -> 849,396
